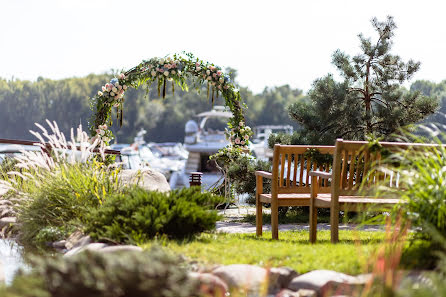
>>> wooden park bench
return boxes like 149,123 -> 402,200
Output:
255,144 -> 335,239
309,139 -> 438,244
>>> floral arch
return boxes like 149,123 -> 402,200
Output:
89,53 -> 252,153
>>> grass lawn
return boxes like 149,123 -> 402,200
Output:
141,230 -> 392,275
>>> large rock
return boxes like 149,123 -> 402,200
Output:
100,245 -> 142,253
64,243 -> 108,257
269,267 -> 299,293
119,169 -> 170,192
212,264 -> 269,294
189,272 -> 228,297
287,270 -> 371,297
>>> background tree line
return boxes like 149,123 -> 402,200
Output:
0,72 -> 304,143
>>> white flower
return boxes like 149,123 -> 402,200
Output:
110,91 -> 115,96
167,57 -> 172,62
102,86 -> 106,92
164,71 -> 169,76
196,67 -> 201,72
123,85 -> 128,90
103,136 -> 110,142
219,77 -> 224,83
206,70 -> 210,75
159,58 -> 165,65
244,135 -> 250,140
241,141 -> 245,145
171,70 -> 176,74
151,70 -> 157,76
114,82 -> 119,87
239,121 -> 244,127
112,87 -> 117,93
98,91 -> 103,96
99,130 -> 105,136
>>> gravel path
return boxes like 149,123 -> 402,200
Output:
216,206 -> 385,234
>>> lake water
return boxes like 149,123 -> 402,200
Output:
0,239 -> 26,285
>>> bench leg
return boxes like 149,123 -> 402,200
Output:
309,204 -> 317,243
256,198 -> 262,237
271,194 -> 279,240
330,205 -> 339,243
256,175 -> 263,236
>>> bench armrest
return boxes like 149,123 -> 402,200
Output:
255,171 -> 273,179
309,171 -> 332,179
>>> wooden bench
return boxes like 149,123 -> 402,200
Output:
255,144 -> 335,239
309,139 -> 437,244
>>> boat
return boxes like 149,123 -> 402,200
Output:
249,125 -> 294,160
175,105 -> 232,189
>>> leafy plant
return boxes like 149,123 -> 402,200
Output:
0,246 -> 197,297
84,186 -> 224,243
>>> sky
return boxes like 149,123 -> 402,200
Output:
1,0 -> 446,94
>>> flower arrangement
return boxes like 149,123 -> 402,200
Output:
90,52 -> 251,162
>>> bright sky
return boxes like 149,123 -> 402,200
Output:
1,0 -> 446,94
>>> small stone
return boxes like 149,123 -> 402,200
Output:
100,245 -> 142,253
0,200 -> 12,206
189,272 -> 228,297
270,267 -> 299,292
65,231 -> 84,250
212,264 -> 268,294
73,235 -> 92,248
0,217 -> 16,227
52,240 -> 67,249
288,270 -> 369,297
64,243 -> 107,257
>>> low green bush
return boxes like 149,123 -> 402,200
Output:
0,246 -> 197,297
84,186 -> 224,243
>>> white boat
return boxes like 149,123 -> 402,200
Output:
174,106 -> 231,189
249,125 -> 293,160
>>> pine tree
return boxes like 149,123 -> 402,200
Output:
287,16 -> 439,144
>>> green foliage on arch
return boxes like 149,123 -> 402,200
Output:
89,52 -> 252,149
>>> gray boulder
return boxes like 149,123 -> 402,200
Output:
287,270 -> 371,297
64,243 -> 108,257
270,267 -> 299,293
119,169 -> 170,192
189,272 -> 228,297
100,245 -> 142,253
212,264 -> 268,294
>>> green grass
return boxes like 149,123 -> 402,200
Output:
141,230 -> 390,275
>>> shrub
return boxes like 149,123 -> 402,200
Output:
84,186 -> 224,243
226,155 -> 271,205
17,161 -> 121,246
0,247 -> 197,297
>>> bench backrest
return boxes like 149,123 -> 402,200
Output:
272,144 -> 335,194
332,139 -> 438,196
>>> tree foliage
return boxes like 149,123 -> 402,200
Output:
0,74 -> 303,143
287,16 -> 439,144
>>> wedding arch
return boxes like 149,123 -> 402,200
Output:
89,52 -> 252,151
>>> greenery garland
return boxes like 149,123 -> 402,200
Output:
89,52 -> 252,152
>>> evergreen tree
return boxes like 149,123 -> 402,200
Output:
287,16 -> 439,144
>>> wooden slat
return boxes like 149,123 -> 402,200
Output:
299,155 -> 304,187
293,154 -> 298,187
354,150 -> 363,189
280,153 -> 285,187
286,154 -> 292,187
306,157 -> 311,187
340,150 -> 349,190
348,150 -> 357,190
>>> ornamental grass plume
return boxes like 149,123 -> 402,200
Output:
0,120 -> 121,246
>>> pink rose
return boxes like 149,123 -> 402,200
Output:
241,141 -> 245,145
212,73 -> 217,78
235,138 -> 241,144
217,70 -> 222,76
102,86 -> 106,92
196,62 -> 200,66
